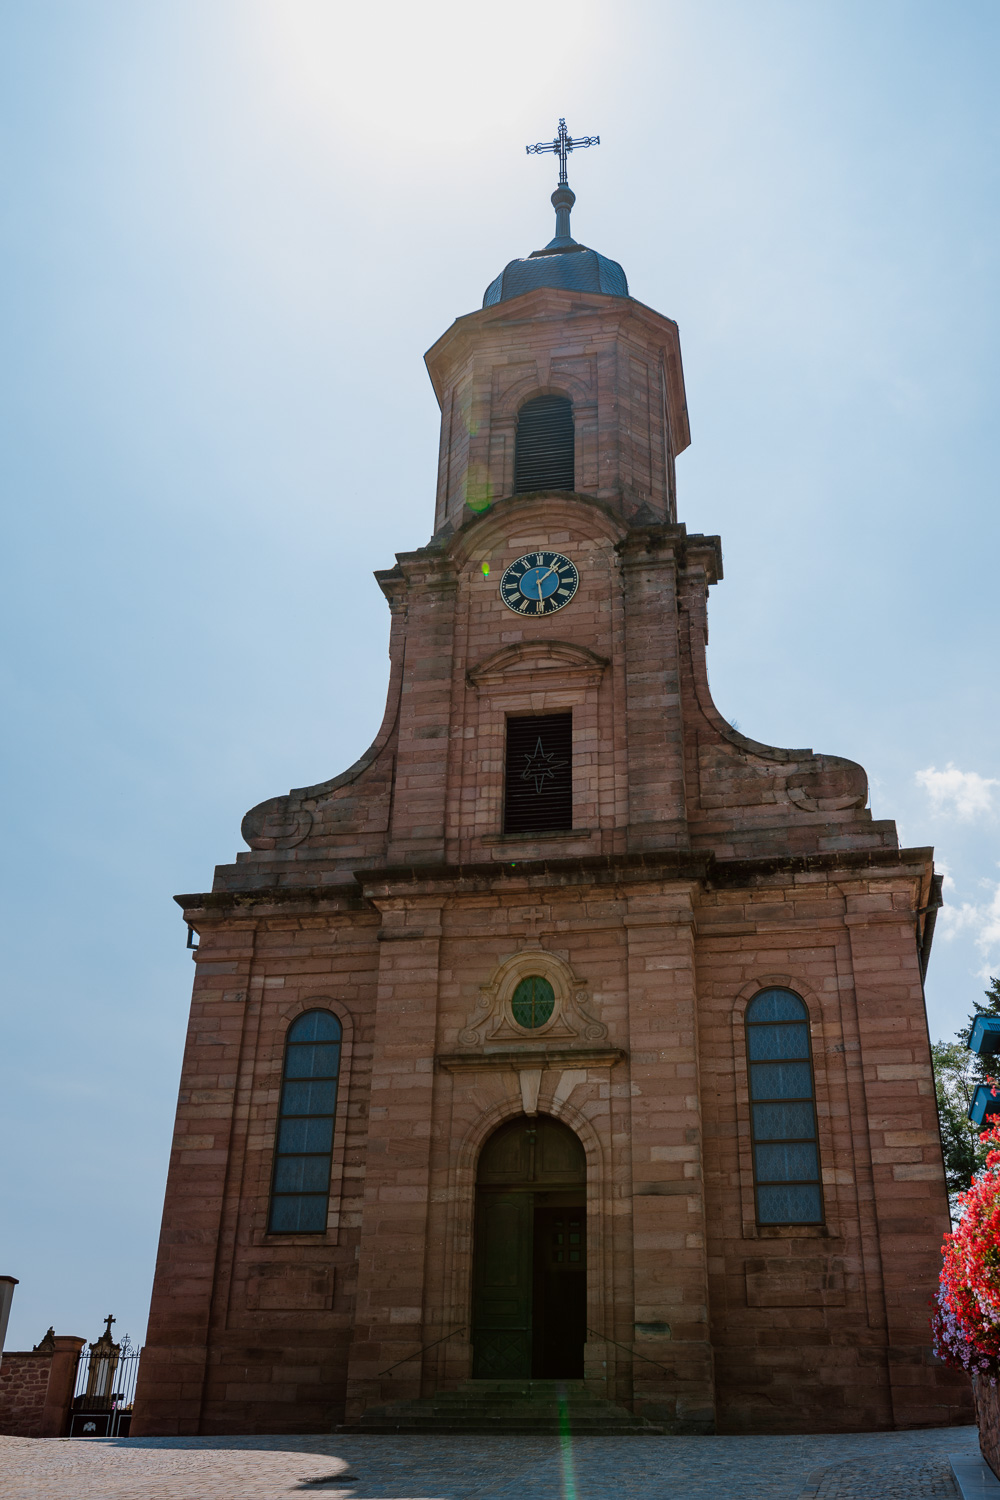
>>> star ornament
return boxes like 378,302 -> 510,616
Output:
521,737 -> 569,795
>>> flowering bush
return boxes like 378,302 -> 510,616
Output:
933,1121 -> 1000,1383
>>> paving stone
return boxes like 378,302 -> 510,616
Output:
802,1455 -> 960,1497
0,1425 -> 983,1500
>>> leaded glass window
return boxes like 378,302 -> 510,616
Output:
268,1010 -> 342,1234
746,988 -> 823,1225
511,975 -> 555,1030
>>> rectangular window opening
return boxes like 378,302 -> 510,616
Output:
503,713 -> 572,835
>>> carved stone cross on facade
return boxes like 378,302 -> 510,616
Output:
526,117 -> 600,187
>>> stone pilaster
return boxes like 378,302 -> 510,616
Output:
619,530 -> 688,852
344,896 -> 444,1421
384,554 -> 457,867
846,890 -> 956,1428
132,917 -> 257,1435
625,882 -> 714,1432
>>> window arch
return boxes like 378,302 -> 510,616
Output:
514,395 -> 574,493
268,1010 -> 342,1234
745,988 -> 823,1225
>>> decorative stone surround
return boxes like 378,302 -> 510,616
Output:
456,947 -> 607,1047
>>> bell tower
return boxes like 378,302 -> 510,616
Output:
132,124 -> 967,1440
427,135 -> 688,535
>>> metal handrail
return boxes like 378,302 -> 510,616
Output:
587,1326 -> 675,1378
377,1324 -> 467,1379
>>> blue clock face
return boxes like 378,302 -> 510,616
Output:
500,551 -> 579,616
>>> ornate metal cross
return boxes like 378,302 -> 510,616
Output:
526,117 -> 600,188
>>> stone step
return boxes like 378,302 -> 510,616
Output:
362,1390 -> 612,1406
338,1380 -> 665,1436
345,1422 -> 661,1435
362,1408 -> 644,1424
389,1395 -> 615,1410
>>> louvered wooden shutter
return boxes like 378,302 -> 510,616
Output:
513,396 -> 574,493
504,714 -> 573,834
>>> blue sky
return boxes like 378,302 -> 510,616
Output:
1,0 -> 998,1351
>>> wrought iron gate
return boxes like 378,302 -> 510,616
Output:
69,1332 -> 142,1437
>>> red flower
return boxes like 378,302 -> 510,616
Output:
934,1122 -> 1000,1380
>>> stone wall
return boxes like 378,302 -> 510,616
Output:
0,1338 -> 84,1437
0,1353 -> 49,1436
976,1375 -> 1000,1478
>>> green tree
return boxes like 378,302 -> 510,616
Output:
957,974 -> 1000,1081
932,1039 -> 988,1202
932,975 -> 1000,1211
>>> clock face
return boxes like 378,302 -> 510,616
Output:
500,550 -> 579,616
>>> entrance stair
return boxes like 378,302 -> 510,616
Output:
338,1378 -> 665,1435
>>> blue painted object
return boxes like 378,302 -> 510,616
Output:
970,1014 -> 1000,1056
968,1083 -> 1000,1129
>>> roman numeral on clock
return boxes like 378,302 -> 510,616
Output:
498,550 -> 580,616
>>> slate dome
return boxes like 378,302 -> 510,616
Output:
483,185 -> 628,308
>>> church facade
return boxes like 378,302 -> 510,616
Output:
132,162 -> 969,1436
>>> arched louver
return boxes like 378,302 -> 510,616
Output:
745,988 -> 823,1225
514,395 -> 575,494
268,1010 -> 342,1233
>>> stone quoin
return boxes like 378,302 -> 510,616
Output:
131,129 -> 970,1437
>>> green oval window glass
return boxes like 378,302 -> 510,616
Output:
511,976 -> 555,1030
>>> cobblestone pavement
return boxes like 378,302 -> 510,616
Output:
0,1427 -> 982,1500
802,1453 -> 965,1497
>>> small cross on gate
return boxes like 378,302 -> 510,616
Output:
526,117 -> 600,187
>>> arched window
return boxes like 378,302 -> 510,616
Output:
514,395 -> 574,493
745,988 -> 823,1225
268,1010 -> 342,1234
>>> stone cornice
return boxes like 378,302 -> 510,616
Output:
618,526 -> 723,584
177,846 -> 934,917
437,1047 -> 627,1073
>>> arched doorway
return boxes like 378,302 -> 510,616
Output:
471,1114 -> 586,1379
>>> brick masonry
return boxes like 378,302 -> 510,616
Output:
131,282 -> 971,1437
0,1338 -> 85,1437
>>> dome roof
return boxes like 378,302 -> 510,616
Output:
483,185 -> 628,309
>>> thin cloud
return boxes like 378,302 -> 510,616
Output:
915,763 -> 999,820
940,872 -> 1000,980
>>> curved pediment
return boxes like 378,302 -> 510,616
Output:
466,639 -> 609,690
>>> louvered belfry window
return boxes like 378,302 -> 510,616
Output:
513,395 -> 575,493
504,714 -> 572,834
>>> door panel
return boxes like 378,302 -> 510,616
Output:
472,1192 -> 533,1377
533,1206 -> 586,1378
472,1117 -> 588,1380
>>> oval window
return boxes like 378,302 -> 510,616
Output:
511,975 -> 555,1030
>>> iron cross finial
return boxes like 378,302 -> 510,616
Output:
525,117 -> 600,188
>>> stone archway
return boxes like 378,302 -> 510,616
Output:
471,1114 -> 586,1379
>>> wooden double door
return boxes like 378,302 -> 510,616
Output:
471,1116 -> 587,1379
